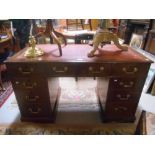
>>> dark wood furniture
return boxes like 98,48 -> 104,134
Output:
0,32 -> 13,90
57,29 -> 95,44
118,19 -> 151,49
5,44 -> 152,123
66,19 -> 92,31
145,30 -> 155,55
135,110 -> 147,135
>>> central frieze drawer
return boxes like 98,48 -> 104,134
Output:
47,63 -> 76,76
78,63 -> 111,76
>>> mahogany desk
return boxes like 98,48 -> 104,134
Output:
5,44 -> 152,123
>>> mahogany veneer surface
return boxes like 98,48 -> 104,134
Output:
5,44 -> 152,123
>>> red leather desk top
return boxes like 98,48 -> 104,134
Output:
6,44 -> 152,64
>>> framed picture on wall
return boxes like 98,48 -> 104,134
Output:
129,33 -> 143,49
143,67 -> 155,93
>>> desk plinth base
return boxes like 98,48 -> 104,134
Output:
21,116 -> 55,123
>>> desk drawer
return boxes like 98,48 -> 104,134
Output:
14,89 -> 50,105
78,63 -> 111,76
48,63 -> 76,76
20,103 -> 52,117
109,77 -> 137,90
107,90 -> 140,103
105,102 -> 137,118
111,63 -> 149,76
7,63 -> 45,77
11,78 -> 47,90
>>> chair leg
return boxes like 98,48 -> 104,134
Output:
80,19 -> 84,30
0,72 -> 5,91
66,19 -> 69,30
0,67 -> 5,91
89,19 -> 92,30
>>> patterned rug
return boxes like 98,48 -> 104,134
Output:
0,123 -> 137,135
0,81 -> 13,108
0,78 -> 141,135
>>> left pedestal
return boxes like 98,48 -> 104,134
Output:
7,63 -> 59,123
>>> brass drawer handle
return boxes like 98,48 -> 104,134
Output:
26,95 -> 39,102
28,108 -> 41,114
89,66 -> 104,73
23,82 -> 37,89
116,94 -> 131,100
15,81 -> 20,85
122,67 -> 138,74
52,66 -> 68,73
114,106 -> 127,111
119,81 -> 134,88
18,67 -> 34,75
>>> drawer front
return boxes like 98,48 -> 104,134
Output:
47,63 -> 76,76
107,90 -> 140,103
11,78 -> 47,90
7,63 -> 46,77
14,89 -> 50,105
105,102 -> 137,118
19,102 -> 52,117
109,77 -> 137,90
111,63 -> 149,77
78,63 -> 111,76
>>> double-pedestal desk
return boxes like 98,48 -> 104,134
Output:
6,44 -> 152,123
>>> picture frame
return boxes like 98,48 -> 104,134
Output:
129,33 -> 143,49
143,67 -> 155,93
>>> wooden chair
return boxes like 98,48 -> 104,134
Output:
0,29 -> 14,90
66,19 -> 84,30
32,19 -> 67,56
66,19 -> 92,31
0,51 -> 14,90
